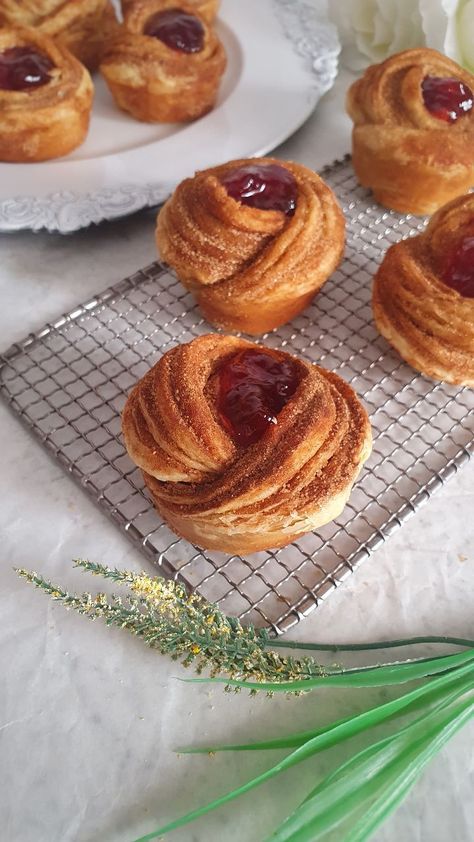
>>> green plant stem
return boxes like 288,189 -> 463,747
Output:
344,703 -> 472,842
270,636 -> 474,653
178,667 -> 473,754
133,666 -> 473,841
15,560 -> 474,842
267,694 -> 473,841
185,647 -> 474,692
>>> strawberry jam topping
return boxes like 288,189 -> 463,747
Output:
0,46 -> 54,91
442,234 -> 474,298
217,349 -> 301,447
421,76 -> 473,123
143,9 -> 204,53
221,163 -> 298,215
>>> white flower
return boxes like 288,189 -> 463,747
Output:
327,0 -> 474,72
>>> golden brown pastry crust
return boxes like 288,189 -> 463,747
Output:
156,157 -> 346,334
0,27 -> 93,163
347,48 -> 474,215
373,193 -> 474,386
121,0 -> 220,24
122,334 -> 372,554
100,0 -> 226,123
0,0 -> 118,70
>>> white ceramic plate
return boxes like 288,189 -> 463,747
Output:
0,0 -> 339,233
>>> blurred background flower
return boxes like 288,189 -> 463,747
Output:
327,0 -> 474,71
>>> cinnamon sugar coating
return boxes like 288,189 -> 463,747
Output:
122,334 -> 372,554
121,0 -> 220,24
347,48 -> 474,215
373,193 -> 474,386
0,0 -> 118,70
100,0 -> 226,123
156,157 -> 346,334
0,27 -> 93,162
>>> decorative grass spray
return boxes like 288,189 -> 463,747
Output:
17,560 -> 474,842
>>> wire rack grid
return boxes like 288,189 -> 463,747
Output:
1,157 -> 472,634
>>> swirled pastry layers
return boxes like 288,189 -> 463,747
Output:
373,194 -> 474,386
0,0 -> 118,70
347,49 -> 474,215
156,158 -> 346,334
121,0 -> 220,23
100,0 -> 226,122
0,28 -> 93,162
122,335 -> 372,554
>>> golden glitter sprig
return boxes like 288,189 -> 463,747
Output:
16,560 -> 326,687
17,561 -> 474,692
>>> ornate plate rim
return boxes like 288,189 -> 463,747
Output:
0,0 -> 339,233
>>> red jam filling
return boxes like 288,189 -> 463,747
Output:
421,76 -> 473,123
221,164 -> 298,215
217,349 -> 300,447
143,9 -> 204,53
0,46 -> 54,91
442,235 -> 474,298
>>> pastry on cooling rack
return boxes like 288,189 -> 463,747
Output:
121,0 -> 220,23
121,334 -> 372,554
0,0 -> 118,71
346,48 -> 474,215
373,193 -> 474,386
0,27 -> 93,162
156,157 -> 345,334
100,0 -> 226,122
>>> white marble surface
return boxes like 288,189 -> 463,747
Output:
1,70 -> 473,842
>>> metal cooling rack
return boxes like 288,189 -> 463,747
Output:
1,157 -> 473,634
